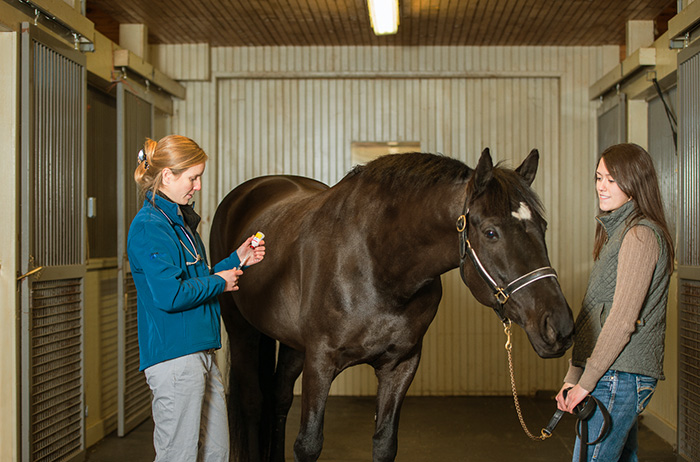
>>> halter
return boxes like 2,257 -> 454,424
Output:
456,195 -> 558,323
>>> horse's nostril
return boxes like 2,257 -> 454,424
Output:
544,315 -> 558,345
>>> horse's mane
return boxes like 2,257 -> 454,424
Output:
346,153 -> 471,194
347,152 -> 545,219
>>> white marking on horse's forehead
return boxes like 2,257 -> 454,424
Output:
511,202 -> 532,221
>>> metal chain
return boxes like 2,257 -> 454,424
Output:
503,321 -> 551,441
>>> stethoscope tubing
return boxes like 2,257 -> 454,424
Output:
152,202 -> 204,267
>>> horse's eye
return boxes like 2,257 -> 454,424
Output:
485,229 -> 499,240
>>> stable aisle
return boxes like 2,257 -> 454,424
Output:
86,395 -> 676,462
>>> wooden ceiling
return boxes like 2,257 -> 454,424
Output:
86,0 -> 677,48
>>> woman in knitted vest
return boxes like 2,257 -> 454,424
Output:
555,143 -> 674,462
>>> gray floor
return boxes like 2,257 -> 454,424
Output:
85,395 -> 677,461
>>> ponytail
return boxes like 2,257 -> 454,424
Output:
133,135 -> 208,201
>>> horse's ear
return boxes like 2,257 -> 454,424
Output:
516,149 -> 539,186
472,148 -> 494,195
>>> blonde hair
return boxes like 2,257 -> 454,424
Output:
134,135 -> 208,200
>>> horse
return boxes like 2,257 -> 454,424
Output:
209,148 -> 575,462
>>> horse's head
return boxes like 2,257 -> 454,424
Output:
458,148 -> 574,358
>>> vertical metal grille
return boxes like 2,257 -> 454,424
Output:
32,41 -> 83,267
678,41 -> 700,462
117,86 -> 153,435
99,275 -> 119,433
21,24 -> 86,462
679,280 -> 700,461
679,49 -> 700,267
123,276 -> 150,424
30,279 -> 83,462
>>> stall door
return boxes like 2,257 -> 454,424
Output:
597,93 -> 626,153
20,24 -> 86,462
116,84 -> 153,436
677,39 -> 700,462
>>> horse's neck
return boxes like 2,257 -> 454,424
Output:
367,183 -> 466,288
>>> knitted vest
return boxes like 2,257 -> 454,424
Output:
572,201 -> 670,380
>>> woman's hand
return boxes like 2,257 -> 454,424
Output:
216,267 -> 243,292
236,235 -> 266,267
556,383 -> 590,413
555,383 -> 574,411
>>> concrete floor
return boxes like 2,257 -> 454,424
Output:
85,395 -> 677,461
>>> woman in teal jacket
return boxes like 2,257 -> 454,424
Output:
127,135 -> 265,462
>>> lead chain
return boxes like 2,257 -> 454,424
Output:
503,321 -> 551,441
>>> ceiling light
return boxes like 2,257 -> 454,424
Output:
367,0 -> 399,36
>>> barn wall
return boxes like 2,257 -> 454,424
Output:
0,30 -> 19,462
153,45 -> 617,396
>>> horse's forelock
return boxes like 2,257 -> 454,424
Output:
470,166 -> 545,220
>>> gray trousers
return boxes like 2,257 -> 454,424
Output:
144,351 -> 230,462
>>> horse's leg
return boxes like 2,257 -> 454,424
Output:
372,347 -> 422,462
270,344 -> 305,462
222,296 -> 275,462
292,352 -> 337,462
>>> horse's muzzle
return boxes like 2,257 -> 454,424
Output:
534,310 -> 574,358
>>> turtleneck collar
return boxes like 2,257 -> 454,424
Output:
179,203 -> 201,232
149,190 -> 201,232
596,199 -> 635,235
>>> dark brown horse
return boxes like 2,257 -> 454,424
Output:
210,148 -> 574,462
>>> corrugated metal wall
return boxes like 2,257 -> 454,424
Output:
156,45 -> 611,396
644,87 -> 679,442
679,50 -> 700,269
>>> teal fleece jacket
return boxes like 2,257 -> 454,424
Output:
127,192 -> 240,370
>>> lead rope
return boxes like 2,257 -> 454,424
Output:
503,320 -> 552,441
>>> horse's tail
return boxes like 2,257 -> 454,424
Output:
210,194 -> 277,461
220,293 -> 277,461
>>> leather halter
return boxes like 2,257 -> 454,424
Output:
456,195 -> 558,323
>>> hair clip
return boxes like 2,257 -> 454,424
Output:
137,149 -> 149,169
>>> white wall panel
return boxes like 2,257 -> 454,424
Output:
166,45 -> 611,397
150,43 -> 210,81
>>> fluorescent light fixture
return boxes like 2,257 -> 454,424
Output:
367,0 -> 399,36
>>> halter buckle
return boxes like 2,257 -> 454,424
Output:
494,288 -> 510,304
456,214 -> 467,232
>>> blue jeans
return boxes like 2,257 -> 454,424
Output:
572,370 -> 657,462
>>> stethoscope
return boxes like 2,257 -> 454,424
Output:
152,202 -> 209,269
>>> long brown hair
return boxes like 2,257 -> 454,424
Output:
593,143 -> 674,271
134,135 -> 208,200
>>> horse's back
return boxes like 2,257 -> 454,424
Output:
210,175 -> 328,263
